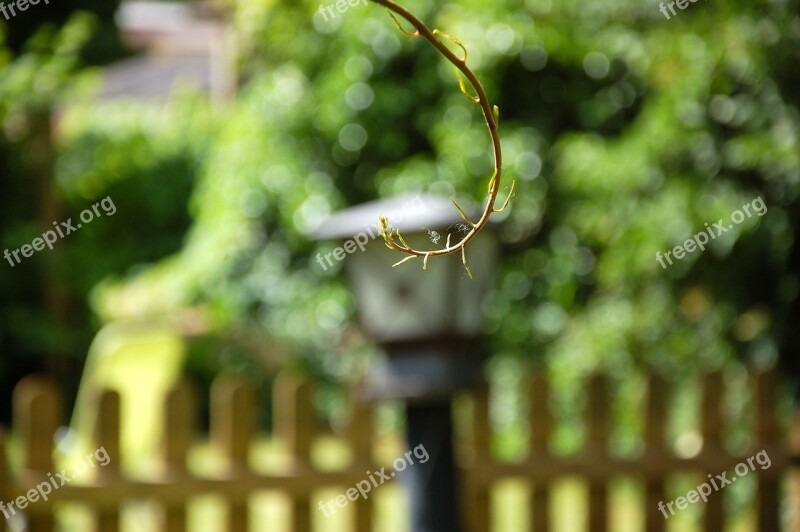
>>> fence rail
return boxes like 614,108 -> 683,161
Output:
464,370 -> 799,532
0,369 -> 798,531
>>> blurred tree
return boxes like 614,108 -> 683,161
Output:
2,0 -> 123,61
93,0 -> 800,389
0,1 -> 202,421
6,0 -> 800,445
1,13 -> 103,421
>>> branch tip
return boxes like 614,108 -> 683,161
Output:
454,67 -> 481,103
451,198 -> 476,228
461,246 -> 473,279
386,8 -> 419,37
432,29 -> 468,62
493,180 -> 516,213
392,255 -> 417,268
395,229 -> 410,249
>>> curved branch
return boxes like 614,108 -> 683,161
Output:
367,0 -> 513,273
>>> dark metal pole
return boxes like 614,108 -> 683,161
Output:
404,400 -> 463,532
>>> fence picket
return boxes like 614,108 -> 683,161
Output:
212,375 -> 255,532
275,373 -> 314,532
0,429 -> 6,532
644,375 -> 667,532
585,375 -> 608,532
348,385 -> 373,532
701,372 -> 725,532
93,389 -> 121,532
14,377 -> 58,532
468,378 -> 491,532
528,372 -> 550,532
791,409 -> 800,532
161,381 -> 195,532
755,369 -> 781,531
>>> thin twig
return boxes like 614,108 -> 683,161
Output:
368,0 -> 513,274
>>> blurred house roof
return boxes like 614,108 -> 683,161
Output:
98,0 -> 233,101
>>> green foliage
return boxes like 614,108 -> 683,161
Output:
0,12 -> 208,383
0,13 -> 96,113
57,97 -> 214,295
68,0 -> 799,392
2,0 -> 798,444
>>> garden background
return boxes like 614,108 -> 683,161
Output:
1,0 -> 799,529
